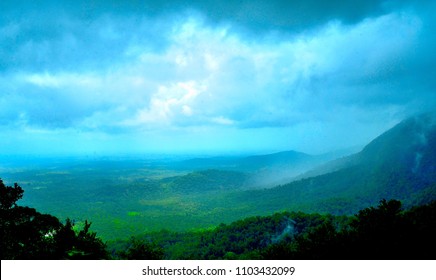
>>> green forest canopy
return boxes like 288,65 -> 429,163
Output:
1,178 -> 435,260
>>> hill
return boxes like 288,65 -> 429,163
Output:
240,112 -> 436,214
172,150 -> 341,187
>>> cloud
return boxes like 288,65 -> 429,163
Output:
0,0 -> 435,154
0,1 -> 405,35
1,10 -> 433,128
0,10 -> 173,73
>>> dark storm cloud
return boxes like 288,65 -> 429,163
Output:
0,10 -> 171,73
0,0 -> 407,28
0,0 -> 429,73
0,0 -> 435,154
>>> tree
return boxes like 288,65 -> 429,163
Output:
1,179 -> 62,259
120,237 -> 164,260
0,178 -> 108,259
0,179 -> 23,210
72,220 -> 108,259
347,199 -> 404,258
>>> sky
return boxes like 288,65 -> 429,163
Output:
0,0 -> 435,156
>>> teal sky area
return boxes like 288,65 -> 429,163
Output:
1,0 -> 435,156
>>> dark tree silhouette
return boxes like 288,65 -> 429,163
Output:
0,179 -> 108,259
119,237 -> 164,260
260,199 -> 436,260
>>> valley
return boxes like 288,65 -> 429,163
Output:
1,112 -> 435,242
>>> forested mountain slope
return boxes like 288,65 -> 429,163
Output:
241,112 -> 436,214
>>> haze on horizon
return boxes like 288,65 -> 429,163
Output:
1,0 -> 435,156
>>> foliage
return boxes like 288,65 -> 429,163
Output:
2,177 -> 435,260
0,179 -> 108,259
106,199 -> 436,260
260,199 -> 436,259
117,237 -> 164,260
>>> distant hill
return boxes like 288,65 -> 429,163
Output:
160,169 -> 249,193
172,150 -> 344,188
238,112 -> 436,214
175,150 -> 314,170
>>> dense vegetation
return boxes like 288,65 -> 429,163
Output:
2,178 -> 435,260
108,199 -> 436,260
0,179 -> 107,259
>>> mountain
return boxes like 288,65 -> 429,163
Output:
172,150 -> 344,188
238,112 -> 436,214
359,112 -> 435,173
300,112 -> 436,179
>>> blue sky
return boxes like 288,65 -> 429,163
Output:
1,0 -> 435,156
